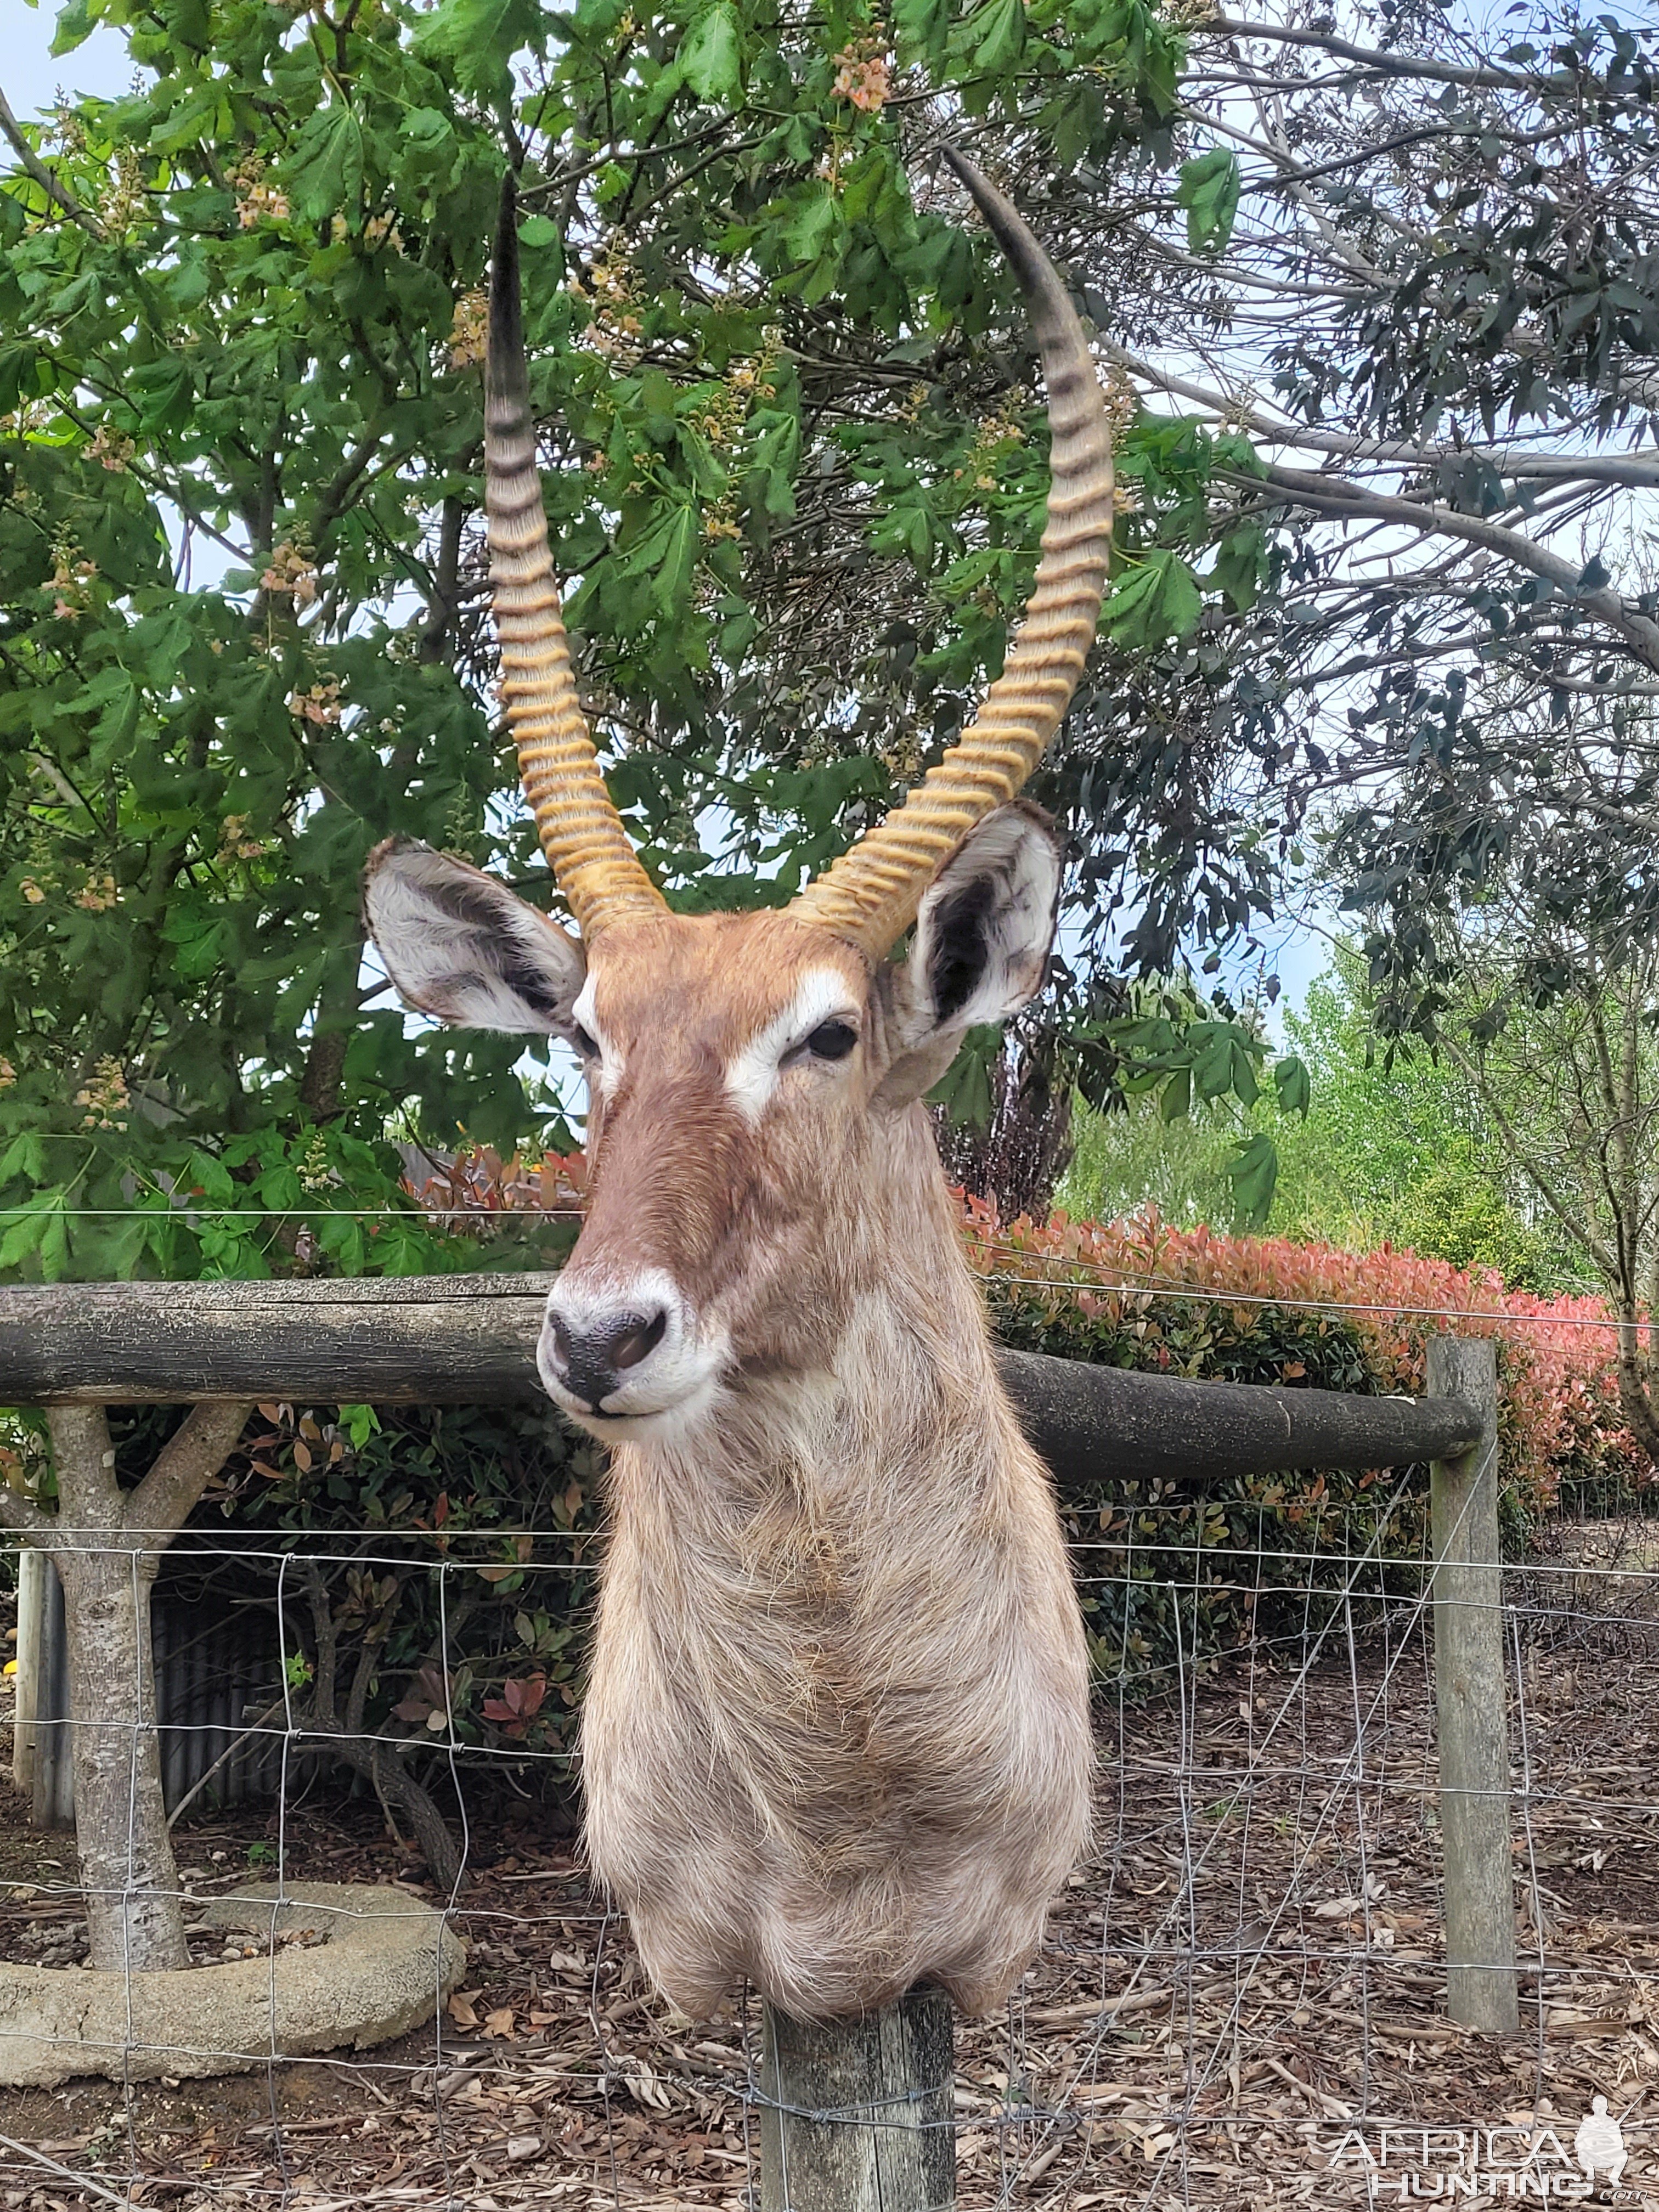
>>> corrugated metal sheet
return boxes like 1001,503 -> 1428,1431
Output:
16,1556 -> 284,1829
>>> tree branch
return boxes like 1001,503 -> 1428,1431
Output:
1243,462 -> 1659,672
1101,336 -> 1659,490
1436,1033 -> 1621,1283
123,1402 -> 252,1538
1209,18 -> 1559,95
165,1692 -> 287,1830
303,1559 -> 340,1726
0,1475 -> 52,1540
0,84 -> 101,235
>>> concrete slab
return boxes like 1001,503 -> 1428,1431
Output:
0,1881 -> 466,2086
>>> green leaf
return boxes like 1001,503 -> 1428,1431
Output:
1100,549 -> 1204,649
654,504 -> 698,615
967,0 -> 1026,73
0,1210 -> 44,1272
0,344 -> 47,419
0,1134 -> 46,1187
621,502 -> 698,617
286,105 -> 364,225
1211,522 -> 1266,613
411,0 -> 541,100
679,3 -> 742,104
1175,148 -> 1241,256
927,1028 -> 1000,1125
50,0 -> 95,54
1224,1132 -> 1279,1228
127,358 -> 194,432
893,0 -> 950,66
38,1200 -> 69,1285
339,1403 -> 381,1448
781,185 -> 839,266
1274,1055 -> 1311,1118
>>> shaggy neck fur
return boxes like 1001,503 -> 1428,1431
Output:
580,1104 -> 1091,2022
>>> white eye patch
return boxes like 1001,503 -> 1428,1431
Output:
571,977 -> 624,1098
724,968 -> 860,1121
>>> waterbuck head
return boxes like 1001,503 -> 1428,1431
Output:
364,154 -> 1114,1442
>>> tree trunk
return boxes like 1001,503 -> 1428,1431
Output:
1615,1314 -> 1659,1468
933,1039 -> 1075,1224
54,1545 -> 188,1971
42,1402 -> 251,1973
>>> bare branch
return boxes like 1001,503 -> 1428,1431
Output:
1209,18 -> 1556,95
0,1472 -> 52,1541
1102,337 -> 1659,493
1245,463 -> 1659,672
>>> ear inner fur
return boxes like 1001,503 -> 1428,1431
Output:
360,837 -> 585,1034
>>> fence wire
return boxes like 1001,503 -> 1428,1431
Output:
0,1485 -> 1655,2209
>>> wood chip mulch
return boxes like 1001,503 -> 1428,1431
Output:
3,1528 -> 1659,2209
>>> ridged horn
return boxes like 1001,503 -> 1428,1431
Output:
789,150 -> 1114,958
487,177 -> 667,936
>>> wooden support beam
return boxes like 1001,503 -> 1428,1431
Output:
0,1278 -> 1483,1477
995,1347 -> 1482,1481
1427,1334 -> 1518,2033
759,1988 -> 954,2212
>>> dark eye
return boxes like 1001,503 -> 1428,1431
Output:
571,1024 -> 599,1059
806,1020 -> 857,1061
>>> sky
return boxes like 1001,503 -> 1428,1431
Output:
10,2 -> 132,118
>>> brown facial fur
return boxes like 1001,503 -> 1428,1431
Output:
564,907 -> 1093,2022
563,910 -> 877,1381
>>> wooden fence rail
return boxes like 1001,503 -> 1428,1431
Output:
0,1276 -> 1483,1481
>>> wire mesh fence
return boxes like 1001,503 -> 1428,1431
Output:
0,1468 -> 1652,2211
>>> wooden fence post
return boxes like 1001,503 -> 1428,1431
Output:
11,1543 -> 46,1799
759,1988 -> 955,2211
1427,1334 -> 1517,2033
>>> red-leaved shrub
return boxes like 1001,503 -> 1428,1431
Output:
960,1200 -> 1640,1515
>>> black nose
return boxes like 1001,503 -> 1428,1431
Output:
548,1308 -> 668,1412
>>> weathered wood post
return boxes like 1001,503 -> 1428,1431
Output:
1427,1334 -> 1517,2032
11,1542 -> 48,1799
759,1989 -> 955,2211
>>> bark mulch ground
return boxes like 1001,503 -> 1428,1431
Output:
1,1528 -> 1658,2208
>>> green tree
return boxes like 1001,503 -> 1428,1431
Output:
1269,963 -> 1570,1289
1058,956 -> 1576,1291
9,0 -> 1656,1266
1049,9 -> 1659,1003
0,0 -> 1198,1993
1056,1085 -> 1235,1228
0,0 -> 1203,1286
1384,902 -> 1659,1464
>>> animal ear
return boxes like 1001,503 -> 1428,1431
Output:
362,839 -> 586,1035
909,803 -> 1062,1029
877,804 -> 1062,1103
